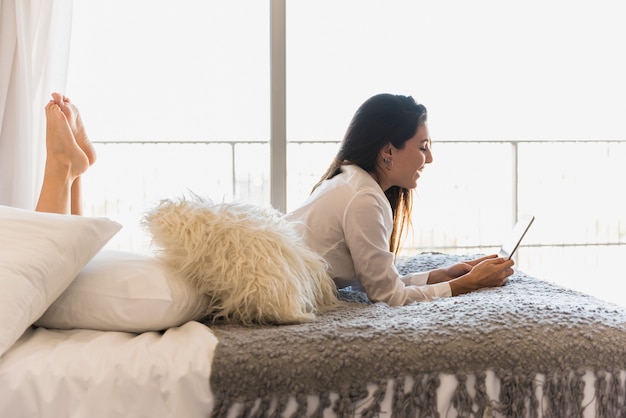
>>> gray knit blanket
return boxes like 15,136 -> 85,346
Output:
207,253 -> 626,417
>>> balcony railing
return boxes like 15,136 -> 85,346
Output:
82,139 -> 626,306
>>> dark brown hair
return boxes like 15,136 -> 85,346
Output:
312,93 -> 428,255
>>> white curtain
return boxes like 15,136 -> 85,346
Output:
0,0 -> 73,209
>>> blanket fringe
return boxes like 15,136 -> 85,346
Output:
406,373 -> 440,418
494,368 -> 536,417
212,368 -> 626,417
474,371 -> 490,417
309,391 -> 331,418
451,373 -> 473,417
389,373 -> 441,417
621,371 -> 626,418
568,369 -> 586,418
356,379 -> 387,418
276,394 -> 308,418
271,394 -> 290,418
332,383 -> 368,417
595,370 -> 624,418
250,398 -> 272,417
210,398 -> 228,418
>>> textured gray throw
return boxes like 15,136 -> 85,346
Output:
207,253 -> 626,417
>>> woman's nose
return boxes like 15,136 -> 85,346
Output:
426,149 -> 434,164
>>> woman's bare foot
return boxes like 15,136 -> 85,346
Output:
44,101 -> 90,180
51,92 -> 96,165
35,102 -> 89,214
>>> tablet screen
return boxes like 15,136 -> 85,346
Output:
498,214 -> 535,259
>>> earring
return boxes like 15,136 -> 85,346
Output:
384,158 -> 389,163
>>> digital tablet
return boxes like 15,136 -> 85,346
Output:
498,214 -> 535,259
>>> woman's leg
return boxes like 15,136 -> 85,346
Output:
35,101 -> 89,214
70,177 -> 85,216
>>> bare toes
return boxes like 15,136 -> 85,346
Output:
51,92 -> 65,106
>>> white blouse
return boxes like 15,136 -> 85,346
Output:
287,164 -> 451,306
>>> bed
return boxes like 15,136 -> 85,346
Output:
2,203 -> 626,418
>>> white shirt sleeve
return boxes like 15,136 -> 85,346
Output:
401,271 -> 430,286
343,191 -> 452,306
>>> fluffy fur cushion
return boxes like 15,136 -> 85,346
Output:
142,196 -> 338,325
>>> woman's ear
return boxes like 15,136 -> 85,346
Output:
380,143 -> 393,160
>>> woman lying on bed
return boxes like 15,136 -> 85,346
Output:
287,93 -> 515,306
38,91 -> 513,308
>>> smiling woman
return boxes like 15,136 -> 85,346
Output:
286,93 -> 515,306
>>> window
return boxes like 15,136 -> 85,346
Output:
68,1 -> 269,143
67,0 -> 270,249
67,1 -> 626,305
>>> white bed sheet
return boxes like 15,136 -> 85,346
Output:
0,321 -> 218,418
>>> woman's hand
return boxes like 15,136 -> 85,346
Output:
427,254 -> 498,284
447,256 -> 515,296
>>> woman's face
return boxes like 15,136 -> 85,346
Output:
388,123 -> 433,190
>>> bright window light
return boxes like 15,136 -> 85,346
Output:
66,1 -> 626,306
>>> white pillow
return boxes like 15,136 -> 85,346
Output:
35,250 -> 210,332
142,196 -> 338,325
0,205 -> 121,357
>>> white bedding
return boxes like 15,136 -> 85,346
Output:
0,321 -> 217,418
